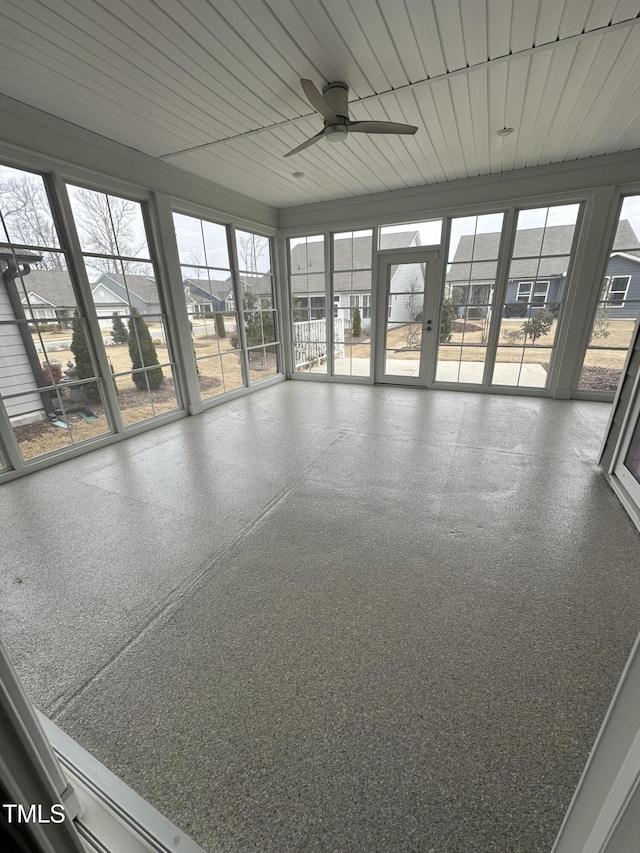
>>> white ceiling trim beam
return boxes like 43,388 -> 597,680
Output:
159,14 -> 640,161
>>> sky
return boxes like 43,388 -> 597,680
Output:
3,163 -> 640,263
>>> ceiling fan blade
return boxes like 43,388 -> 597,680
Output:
300,79 -> 336,123
283,129 -> 326,158
348,121 -> 418,135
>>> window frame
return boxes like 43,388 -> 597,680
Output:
516,280 -> 550,304
606,275 -> 631,307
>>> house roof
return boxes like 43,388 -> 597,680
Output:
447,220 -> 640,282
290,231 -> 418,275
184,279 -> 232,304
289,232 -> 419,294
101,273 -> 159,306
611,250 -> 640,264
11,268 -> 163,313
14,269 -> 77,308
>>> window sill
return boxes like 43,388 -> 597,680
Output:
36,712 -> 207,853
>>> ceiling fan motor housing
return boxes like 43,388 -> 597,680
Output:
322,82 -> 349,119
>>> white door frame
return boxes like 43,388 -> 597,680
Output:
374,247 -> 441,386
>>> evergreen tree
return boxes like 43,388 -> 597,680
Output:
128,307 -> 164,390
440,303 -> 457,343
352,307 -> 362,337
214,313 -> 227,338
230,289 -> 275,352
70,310 -> 101,403
111,312 -> 128,343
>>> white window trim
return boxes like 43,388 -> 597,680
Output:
1,637 -> 207,853
37,712 -> 209,853
532,280 -> 550,303
606,275 -> 631,307
517,280 -> 550,303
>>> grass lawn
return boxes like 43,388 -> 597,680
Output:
16,317 -> 278,461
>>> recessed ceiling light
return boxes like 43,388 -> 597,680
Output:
496,127 -> 514,137
292,171 -> 305,178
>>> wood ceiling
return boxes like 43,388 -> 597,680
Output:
1,0 -> 639,208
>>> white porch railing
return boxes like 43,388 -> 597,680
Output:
293,318 -> 345,369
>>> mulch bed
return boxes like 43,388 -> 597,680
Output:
452,321 -> 483,333
12,375 -> 222,444
578,366 -> 621,392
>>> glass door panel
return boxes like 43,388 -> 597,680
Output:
614,390 -> 640,510
375,250 -> 439,385
384,262 -> 425,376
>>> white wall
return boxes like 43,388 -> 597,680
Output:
278,151 -> 640,231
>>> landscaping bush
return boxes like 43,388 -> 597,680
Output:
440,303 -> 457,342
111,312 -> 128,343
128,307 -> 164,390
521,310 -> 554,345
70,311 -> 101,403
215,313 -> 227,337
352,307 -> 362,337
41,361 -> 63,385
230,289 -> 274,350
34,322 -> 61,333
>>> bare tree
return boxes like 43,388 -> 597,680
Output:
0,175 -> 65,269
72,189 -> 145,273
237,233 -> 267,274
0,175 -> 145,274
185,252 -> 204,279
404,274 -> 424,350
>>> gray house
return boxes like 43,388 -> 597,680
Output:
183,278 -> 231,314
447,219 -> 640,318
88,270 -> 162,319
290,231 -> 420,328
15,267 -> 164,326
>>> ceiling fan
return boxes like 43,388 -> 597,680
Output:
283,79 -> 418,157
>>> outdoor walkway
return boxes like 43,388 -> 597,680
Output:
1,383 -> 639,853
314,356 -> 548,386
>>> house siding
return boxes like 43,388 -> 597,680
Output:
0,284 -> 43,419
388,262 -> 425,323
503,275 -> 565,317
602,255 -> 640,319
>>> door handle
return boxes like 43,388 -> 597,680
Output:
423,319 -> 433,332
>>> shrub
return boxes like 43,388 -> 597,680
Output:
128,307 -> 164,390
34,322 -> 61,333
214,313 -> 227,337
70,310 -> 101,403
440,303 -> 457,342
230,289 -> 274,350
41,361 -> 63,384
352,307 -> 362,337
111,312 -> 128,343
521,310 -> 554,345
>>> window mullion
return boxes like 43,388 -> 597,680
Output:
327,232 -> 334,377
228,225 -> 250,388
48,171 -> 124,434
482,207 -> 518,386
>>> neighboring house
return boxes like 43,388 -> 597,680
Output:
183,278 -> 231,314
290,231 -> 421,328
600,250 -> 640,317
1,263 -> 165,421
447,220 -> 640,319
18,270 -> 78,327
88,270 -> 162,319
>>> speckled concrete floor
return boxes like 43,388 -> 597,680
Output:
2,384 -> 640,852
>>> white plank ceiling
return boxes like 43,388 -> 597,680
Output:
0,0 -> 639,208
